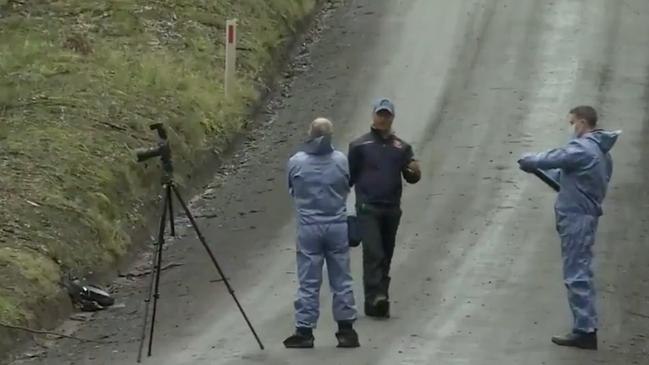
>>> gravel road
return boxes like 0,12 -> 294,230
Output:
10,0 -> 649,364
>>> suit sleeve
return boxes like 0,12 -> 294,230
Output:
541,168 -> 561,183
520,141 -> 594,172
287,157 -> 296,196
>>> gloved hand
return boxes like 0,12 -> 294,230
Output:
517,154 -> 536,173
402,160 -> 421,184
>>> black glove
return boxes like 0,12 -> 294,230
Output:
403,167 -> 421,184
402,160 -> 421,184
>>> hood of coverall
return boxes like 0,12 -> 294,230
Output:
583,129 -> 621,154
288,134 -> 349,225
301,135 -> 334,155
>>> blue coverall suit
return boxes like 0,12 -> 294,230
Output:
518,129 -> 620,333
287,135 -> 357,329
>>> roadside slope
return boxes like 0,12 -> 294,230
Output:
0,0 -> 320,358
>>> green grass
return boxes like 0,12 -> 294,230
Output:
0,0 -> 316,330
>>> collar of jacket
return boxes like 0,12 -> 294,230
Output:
370,126 -> 394,141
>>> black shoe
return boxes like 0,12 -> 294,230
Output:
551,331 -> 598,350
375,298 -> 390,318
336,328 -> 360,348
364,301 -> 378,317
365,297 -> 390,318
283,328 -> 314,348
335,321 -> 360,348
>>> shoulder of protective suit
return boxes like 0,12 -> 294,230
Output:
332,150 -> 346,159
564,138 -> 599,166
331,150 -> 348,165
288,151 -> 308,165
567,138 -> 595,154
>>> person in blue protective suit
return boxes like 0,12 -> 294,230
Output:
284,117 -> 360,349
518,105 -> 620,350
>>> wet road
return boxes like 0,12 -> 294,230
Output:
13,0 -> 649,364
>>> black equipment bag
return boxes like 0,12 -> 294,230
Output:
347,215 -> 362,247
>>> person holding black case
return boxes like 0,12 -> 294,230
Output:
348,98 -> 421,319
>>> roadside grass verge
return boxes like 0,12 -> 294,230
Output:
0,0 -> 317,347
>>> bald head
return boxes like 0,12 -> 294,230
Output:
309,117 -> 334,138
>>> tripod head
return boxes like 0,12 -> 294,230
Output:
135,123 -> 173,184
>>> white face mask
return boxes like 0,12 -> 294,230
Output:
568,128 -> 578,141
570,121 -> 585,140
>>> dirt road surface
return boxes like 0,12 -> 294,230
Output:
10,0 -> 649,364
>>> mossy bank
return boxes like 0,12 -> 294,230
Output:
0,0 -> 320,356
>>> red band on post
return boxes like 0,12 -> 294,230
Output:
228,24 -> 234,44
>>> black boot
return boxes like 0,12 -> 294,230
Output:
551,330 -> 598,350
375,298 -> 390,318
364,301 -> 378,317
365,296 -> 390,318
335,321 -> 360,348
283,327 -> 314,349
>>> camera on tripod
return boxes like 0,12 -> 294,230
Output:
133,122 -> 263,362
135,123 -> 173,180
135,123 -> 169,161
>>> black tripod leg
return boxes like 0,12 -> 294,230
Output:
137,186 -> 170,362
170,184 -> 265,350
136,246 -> 159,363
148,185 -> 171,357
147,184 -> 170,356
167,184 -> 176,237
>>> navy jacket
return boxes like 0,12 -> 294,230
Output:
348,128 -> 420,207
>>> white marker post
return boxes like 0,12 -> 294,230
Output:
224,19 -> 237,99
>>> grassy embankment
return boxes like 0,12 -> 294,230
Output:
0,0 -> 317,348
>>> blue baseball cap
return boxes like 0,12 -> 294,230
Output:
372,98 -> 395,115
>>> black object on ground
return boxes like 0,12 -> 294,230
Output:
63,277 -> 115,312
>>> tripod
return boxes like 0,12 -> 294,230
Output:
135,124 -> 264,363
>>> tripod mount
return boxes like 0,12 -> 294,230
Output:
135,123 -> 264,363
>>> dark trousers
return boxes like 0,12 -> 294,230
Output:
357,203 -> 402,304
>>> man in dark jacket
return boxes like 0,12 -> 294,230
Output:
348,98 -> 421,318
